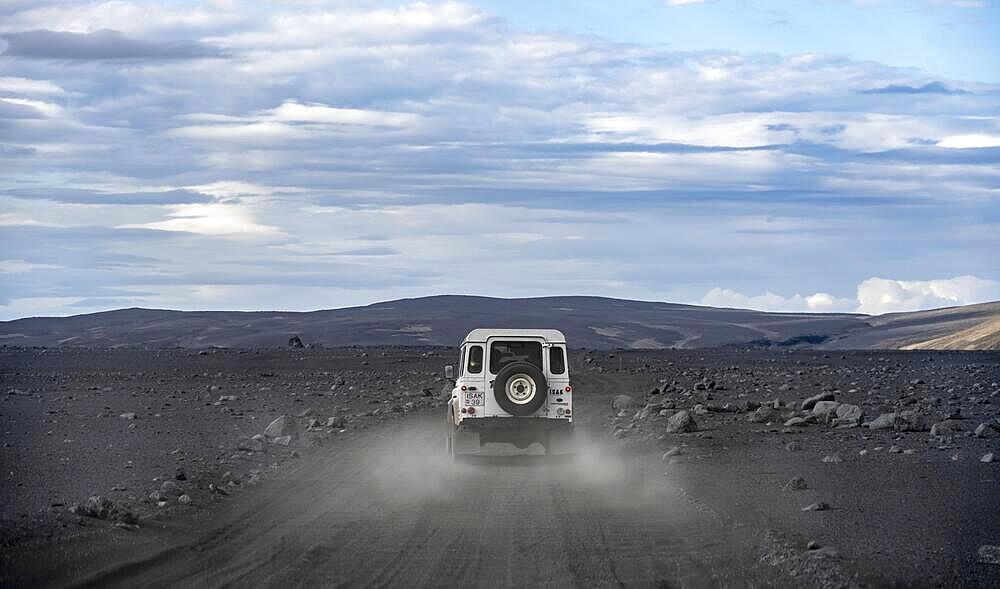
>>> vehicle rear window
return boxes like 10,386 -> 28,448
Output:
467,345 -> 483,374
489,341 -> 542,374
549,346 -> 565,375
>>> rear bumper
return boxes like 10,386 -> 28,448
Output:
458,416 -> 573,433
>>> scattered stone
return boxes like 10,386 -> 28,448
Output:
271,435 -> 293,446
810,546 -> 841,559
894,410 -> 928,432
238,435 -> 265,452
974,422 -> 1000,438
811,401 -> 840,419
264,415 -> 296,438
114,522 -> 139,531
979,545 -> 1000,565
661,447 -> 683,461
785,441 -> 802,452
175,468 -> 187,481
749,406 -> 777,423
69,495 -> 137,524
612,395 -> 635,411
930,422 -> 955,437
982,453 -> 995,463
665,410 -> 697,433
865,413 -> 897,430
834,404 -> 863,425
801,392 -> 835,411
177,494 -> 192,505
802,502 -> 830,512
160,480 -> 183,498
821,454 -> 843,463
806,540 -> 821,550
783,477 -> 808,491
119,412 -> 136,420
889,445 -> 902,454
784,417 -> 808,427
218,395 -> 237,402
288,335 -> 304,348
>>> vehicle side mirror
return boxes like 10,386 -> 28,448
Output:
444,365 -> 454,380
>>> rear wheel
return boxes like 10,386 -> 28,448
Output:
493,362 -> 548,416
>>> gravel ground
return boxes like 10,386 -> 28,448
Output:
2,346 -> 998,587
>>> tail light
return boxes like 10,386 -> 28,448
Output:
461,407 -> 467,413
565,409 -> 572,415
467,406 -> 476,415
461,385 -> 467,391
565,385 -> 572,393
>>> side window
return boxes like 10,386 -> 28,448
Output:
549,346 -> 565,375
458,347 -> 466,376
467,345 -> 483,374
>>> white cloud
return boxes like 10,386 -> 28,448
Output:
699,287 -> 855,313
270,100 -> 421,128
664,0 -> 707,5
855,276 -> 1000,314
118,203 -> 281,236
0,76 -> 65,95
701,275 -> 1000,315
0,259 -> 62,273
938,134 -> 1000,149
0,97 -> 64,117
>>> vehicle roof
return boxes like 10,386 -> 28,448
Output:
463,328 -> 566,343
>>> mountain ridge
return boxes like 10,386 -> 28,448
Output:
1,295 -> 997,350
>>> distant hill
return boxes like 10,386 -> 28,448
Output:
818,301 -> 1000,350
0,295 -> 997,350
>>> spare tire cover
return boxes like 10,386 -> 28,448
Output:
493,362 -> 548,416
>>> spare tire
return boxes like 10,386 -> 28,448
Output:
493,362 -> 547,416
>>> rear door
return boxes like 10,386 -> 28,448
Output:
485,337 -> 545,417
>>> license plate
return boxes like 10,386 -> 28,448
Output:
464,391 -> 484,406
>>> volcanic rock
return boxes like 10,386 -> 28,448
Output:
866,413 -> 897,430
801,392 -> 835,411
979,545 -> 1000,565
665,410 -> 697,433
264,415 -> 296,438
894,410 -> 927,432
834,403 -> 862,424
612,395 -> 635,411
811,401 -> 840,420
974,422 -> 1000,438
802,502 -> 830,512
783,477 -> 808,491
749,406 -> 776,423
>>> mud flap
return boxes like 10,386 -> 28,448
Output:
453,429 -> 481,454
546,427 -> 575,455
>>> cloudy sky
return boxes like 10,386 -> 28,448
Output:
1,0 -> 998,320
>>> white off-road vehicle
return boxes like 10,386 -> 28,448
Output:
445,329 -> 573,457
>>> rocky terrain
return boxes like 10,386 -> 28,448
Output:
0,346 -> 448,546
1,346 -> 999,587
3,295 -> 997,350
